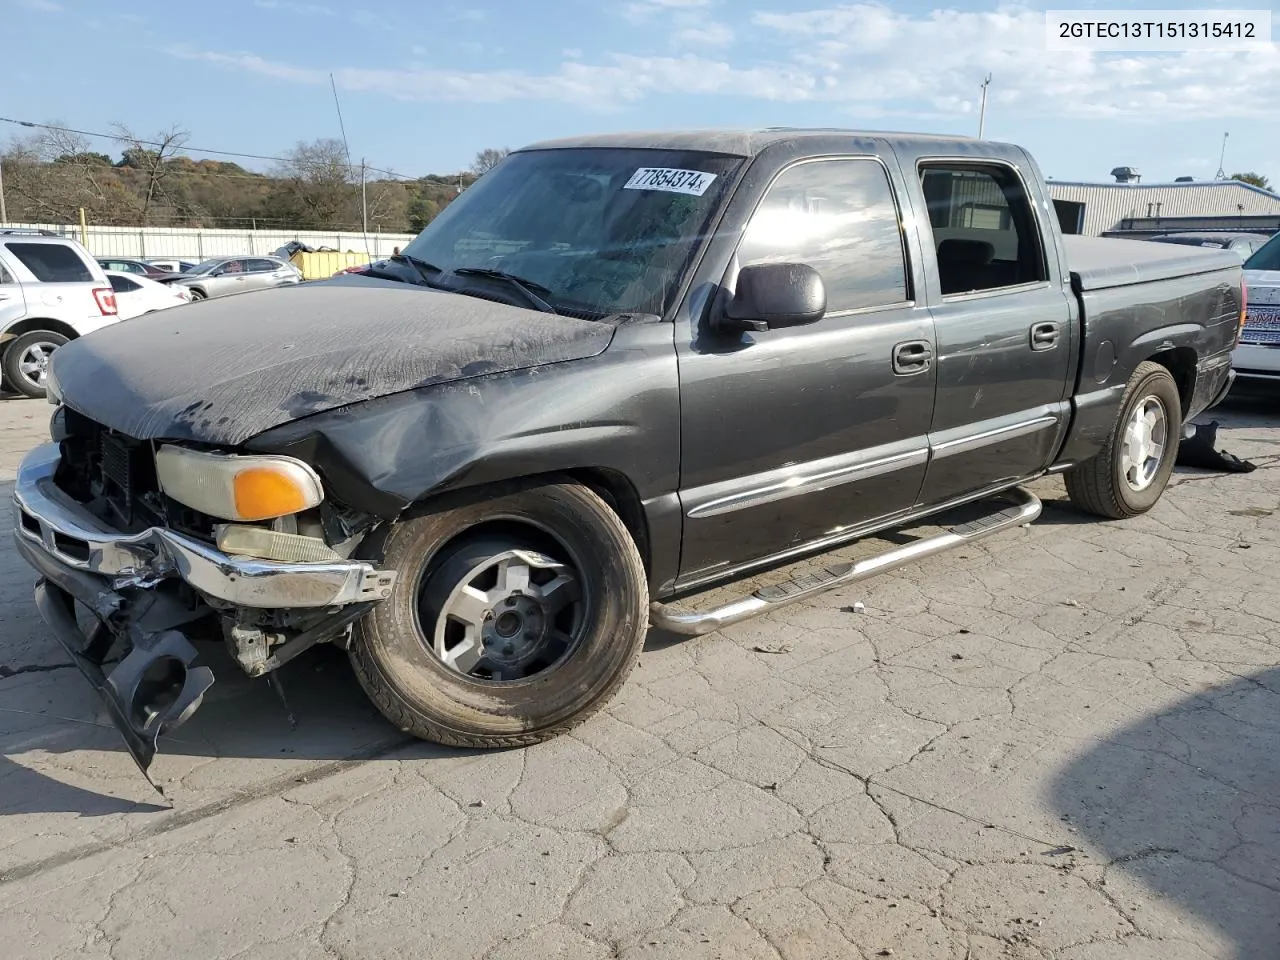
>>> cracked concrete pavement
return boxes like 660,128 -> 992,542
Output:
2,390 -> 1279,959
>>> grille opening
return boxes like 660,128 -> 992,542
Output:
20,510 -> 40,535
52,533 -> 91,563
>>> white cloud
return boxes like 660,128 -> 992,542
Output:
626,0 -> 711,16
170,2 -> 1280,122
673,21 -> 733,47
253,0 -> 333,14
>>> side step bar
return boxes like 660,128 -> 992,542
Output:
649,486 -> 1042,637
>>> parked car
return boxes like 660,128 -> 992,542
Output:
97,257 -> 171,278
168,256 -> 302,300
145,258 -> 198,274
0,231 -> 118,398
14,129 -> 1242,779
1144,231 -> 1271,260
105,271 -> 193,320
1231,232 -> 1280,381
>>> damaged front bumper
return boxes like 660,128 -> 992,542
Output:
12,442 -> 396,783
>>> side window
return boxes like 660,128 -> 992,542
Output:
108,275 -> 141,293
735,158 -> 909,314
249,258 -> 278,273
5,243 -> 94,282
918,163 -> 1047,296
0,261 -> 14,285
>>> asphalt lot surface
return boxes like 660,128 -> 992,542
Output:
2,389 -> 1279,960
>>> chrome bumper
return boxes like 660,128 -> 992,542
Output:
13,443 -> 395,609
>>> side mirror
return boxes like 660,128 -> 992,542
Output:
718,262 -> 826,333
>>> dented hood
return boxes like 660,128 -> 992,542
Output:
51,276 -> 617,445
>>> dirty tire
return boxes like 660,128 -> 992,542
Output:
349,479 -> 648,748
2,331 -> 68,400
1065,360 -> 1183,519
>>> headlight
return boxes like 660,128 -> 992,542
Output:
154,445 -> 324,521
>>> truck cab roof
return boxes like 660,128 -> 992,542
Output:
519,127 -> 994,159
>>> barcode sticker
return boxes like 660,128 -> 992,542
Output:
623,167 -> 717,196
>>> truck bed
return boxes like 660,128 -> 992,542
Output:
1064,234 -> 1242,291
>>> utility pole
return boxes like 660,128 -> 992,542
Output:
0,156 -> 7,223
977,73 -> 992,139
360,158 -> 368,237
1215,132 -> 1229,179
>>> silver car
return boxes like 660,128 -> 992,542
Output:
1234,233 -> 1280,382
170,256 -> 302,301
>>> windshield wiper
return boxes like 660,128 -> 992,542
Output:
389,253 -> 444,287
451,267 -> 558,314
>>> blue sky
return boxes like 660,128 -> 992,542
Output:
5,0 -> 1279,183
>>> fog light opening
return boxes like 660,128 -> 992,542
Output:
130,656 -> 188,730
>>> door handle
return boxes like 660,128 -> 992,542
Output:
1030,322 -> 1060,351
892,340 -> 933,375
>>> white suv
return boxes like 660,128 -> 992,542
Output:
0,231 -> 120,399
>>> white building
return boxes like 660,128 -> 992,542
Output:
1046,178 -> 1280,237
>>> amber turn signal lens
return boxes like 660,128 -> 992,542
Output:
155,445 -> 324,522
233,467 -> 312,521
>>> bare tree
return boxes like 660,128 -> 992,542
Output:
263,139 -> 361,229
1,125 -> 118,223
111,123 -> 190,224
471,147 -> 510,176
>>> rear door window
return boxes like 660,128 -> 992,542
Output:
5,243 -> 94,282
249,258 -> 279,273
917,163 -> 1048,296
109,275 -> 141,292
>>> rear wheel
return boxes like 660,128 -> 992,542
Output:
1065,361 -> 1183,519
2,331 -> 69,399
188,288 -> 207,301
349,479 -> 648,748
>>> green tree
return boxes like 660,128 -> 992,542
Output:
1230,171 -> 1272,191
406,194 -> 439,232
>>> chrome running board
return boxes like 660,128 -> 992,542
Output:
649,486 -> 1042,637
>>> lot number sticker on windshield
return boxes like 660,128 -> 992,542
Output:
624,167 -> 717,196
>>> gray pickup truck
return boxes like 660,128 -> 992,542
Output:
12,129 -> 1243,783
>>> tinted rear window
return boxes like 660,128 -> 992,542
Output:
5,243 -> 93,282
1245,234 -> 1280,272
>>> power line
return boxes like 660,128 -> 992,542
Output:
0,115 -> 417,181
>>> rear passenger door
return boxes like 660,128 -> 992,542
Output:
245,259 -> 283,291
910,159 -> 1074,507
0,258 -> 27,332
675,155 -> 938,583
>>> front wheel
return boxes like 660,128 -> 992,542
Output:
2,331 -> 69,399
349,479 -> 649,748
187,288 -> 207,301
1065,361 -> 1183,519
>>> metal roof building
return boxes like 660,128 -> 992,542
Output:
1046,179 -> 1280,237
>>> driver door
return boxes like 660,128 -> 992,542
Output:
210,259 -> 246,297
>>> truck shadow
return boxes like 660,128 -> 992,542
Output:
1050,666 -> 1280,958
0,642 -> 446,819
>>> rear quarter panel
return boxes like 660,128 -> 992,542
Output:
1057,264 -> 1241,465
